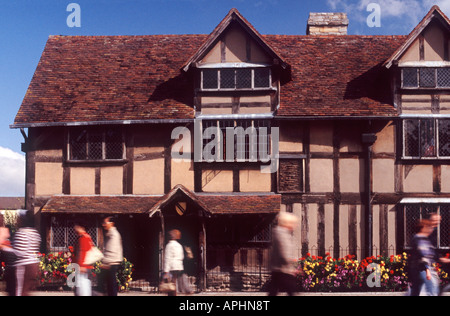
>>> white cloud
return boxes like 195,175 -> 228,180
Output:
423,0 -> 450,15
0,147 -> 25,197
326,0 -> 448,33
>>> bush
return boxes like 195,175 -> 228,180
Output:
37,249 -> 133,292
296,252 -> 449,292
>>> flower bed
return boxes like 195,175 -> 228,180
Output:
296,252 -> 449,292
37,249 -> 133,292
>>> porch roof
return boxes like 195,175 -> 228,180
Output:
41,195 -> 162,214
41,190 -> 281,216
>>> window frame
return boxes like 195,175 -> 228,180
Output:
50,216 -> 99,253
67,127 -> 126,163
401,118 -> 450,160
402,203 -> 450,250
401,67 -> 450,89
200,119 -> 272,163
200,67 -> 272,91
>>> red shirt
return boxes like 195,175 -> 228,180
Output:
75,232 -> 94,269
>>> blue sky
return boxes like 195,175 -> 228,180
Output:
0,0 -> 449,196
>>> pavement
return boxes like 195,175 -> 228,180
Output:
0,290 -> 411,296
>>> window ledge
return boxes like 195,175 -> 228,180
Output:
66,159 -> 128,165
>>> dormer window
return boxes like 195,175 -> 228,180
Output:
402,67 -> 450,88
201,66 -> 271,91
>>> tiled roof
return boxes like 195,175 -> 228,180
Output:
13,33 -> 406,126
268,35 -> 405,117
14,35 -> 207,126
0,197 -> 25,210
197,193 -> 281,215
41,191 -> 281,215
41,195 -> 162,214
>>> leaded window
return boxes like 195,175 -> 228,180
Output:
69,128 -> 124,161
402,67 -> 450,88
50,217 -> 98,252
403,119 -> 450,159
201,120 -> 271,162
403,204 -> 449,249
201,68 -> 271,90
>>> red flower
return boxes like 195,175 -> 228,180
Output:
390,270 -> 394,275
306,253 -> 311,257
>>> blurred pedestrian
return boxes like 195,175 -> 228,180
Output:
163,229 -> 189,296
268,212 -> 299,296
0,226 -> 15,296
409,219 -> 440,296
100,216 -> 123,296
0,210 -> 41,296
73,220 -> 94,296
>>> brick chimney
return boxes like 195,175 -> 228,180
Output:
307,12 -> 349,35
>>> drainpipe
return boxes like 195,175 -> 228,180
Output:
20,128 -> 30,211
362,133 -> 377,259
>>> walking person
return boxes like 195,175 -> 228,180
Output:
73,220 -> 94,296
409,219 -> 440,296
268,212 -> 300,296
0,226 -> 15,296
0,210 -> 41,296
100,216 -> 123,296
163,229 -> 187,296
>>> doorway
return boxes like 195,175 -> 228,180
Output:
159,200 -> 206,291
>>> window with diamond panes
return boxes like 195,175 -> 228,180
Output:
441,205 -> 450,248
202,69 -> 218,89
201,68 -> 271,90
254,68 -> 271,88
88,131 -> 103,160
437,68 -> 450,88
402,68 -> 418,88
439,120 -> 450,157
202,120 -> 270,162
69,128 -> 124,161
220,69 -> 235,89
403,119 -> 450,159
404,120 -> 420,157
70,130 -> 88,160
404,204 -> 450,249
420,119 -> 436,157
419,68 -> 436,87
252,224 -> 272,243
105,130 -> 124,160
236,68 -> 252,89
50,217 -> 98,252
403,68 -> 450,88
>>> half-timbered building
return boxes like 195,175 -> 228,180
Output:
11,6 -> 450,291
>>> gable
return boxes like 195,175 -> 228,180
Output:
182,8 -> 287,72
400,19 -> 450,63
385,6 -> 450,68
200,22 -> 272,65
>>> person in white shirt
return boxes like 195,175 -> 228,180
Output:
163,229 -> 184,296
